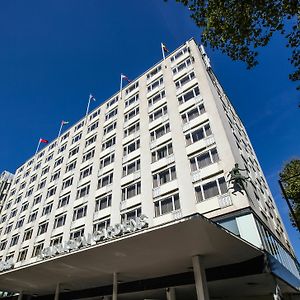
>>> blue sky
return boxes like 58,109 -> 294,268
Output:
0,1 -> 299,257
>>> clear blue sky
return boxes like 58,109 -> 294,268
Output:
0,1 -> 299,257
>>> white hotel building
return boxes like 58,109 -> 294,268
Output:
0,39 -> 299,300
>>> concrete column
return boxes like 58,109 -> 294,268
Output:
112,272 -> 118,300
192,256 -> 209,300
17,291 -> 23,300
166,287 -> 176,300
103,297 -> 111,300
54,283 -> 60,300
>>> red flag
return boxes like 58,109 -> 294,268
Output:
40,138 -> 48,144
161,43 -> 169,53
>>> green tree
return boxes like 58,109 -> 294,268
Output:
280,159 -> 300,230
167,0 -> 299,90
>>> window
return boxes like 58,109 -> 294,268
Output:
85,135 -> 97,147
48,142 -> 57,151
148,90 -> 166,107
190,148 -> 219,172
121,181 -> 141,201
34,161 -> 41,170
46,186 -> 56,198
42,203 -> 53,216
121,206 -> 141,222
175,71 -> 195,89
0,240 -> 7,251
123,159 -> 140,177
41,166 -> 50,176
82,148 -> 95,163
58,193 -> 70,208
105,108 -> 118,121
195,176 -> 227,202
106,96 -> 118,108
172,57 -> 192,75
54,157 -> 64,168
75,121 -> 84,132
20,202 -> 29,213
149,105 -> 168,122
29,174 -> 37,184
125,82 -> 138,95
25,187 -> 34,197
19,182 -> 26,190
185,123 -> 212,146
23,229 -> 33,241
32,243 -> 44,257
97,173 -> 113,189
153,166 -> 176,188
102,136 -> 116,151
147,65 -> 162,80
0,215 -> 6,224
61,132 -> 69,142
37,179 -> 46,190
181,103 -> 205,124
28,210 -> 38,223
79,165 -> 93,180
58,143 -> 67,154
155,193 -> 180,217
9,209 -> 17,218
150,123 -> 170,141
151,142 -> 173,163
62,177 -> 73,190
93,218 -> 110,232
17,248 -> 28,262
37,222 -> 48,235
14,195 -> 22,204
76,184 -> 90,199
70,227 -> 85,239
103,121 -> 117,135
5,201 -> 12,210
87,121 -> 99,133
178,84 -> 200,105
125,93 -> 139,108
72,132 -> 82,144
33,195 -> 42,206
147,76 -> 163,92
50,235 -> 63,246
10,235 -> 19,247
53,214 -> 67,229
4,223 -> 12,234
95,194 -> 112,212
73,205 -> 87,221
45,153 -> 54,162
124,121 -> 140,137
50,171 -> 60,182
15,218 -> 24,229
100,153 -> 115,169
66,160 -> 77,172
170,46 -> 188,62
123,139 -> 140,156
124,106 -> 139,122
69,146 -> 79,158
89,108 -> 100,120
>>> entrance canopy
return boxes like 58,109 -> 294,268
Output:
0,214 -> 264,295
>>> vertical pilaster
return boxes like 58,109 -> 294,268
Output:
112,272 -> 118,300
54,283 -> 60,300
166,287 -> 176,300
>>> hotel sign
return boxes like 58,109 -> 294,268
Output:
0,215 -> 148,272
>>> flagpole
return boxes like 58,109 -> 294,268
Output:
161,43 -> 166,60
85,96 -> 91,119
57,122 -> 64,139
35,139 -> 41,155
120,74 -> 123,98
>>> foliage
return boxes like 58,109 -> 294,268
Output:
168,0 -> 300,90
280,159 -> 300,229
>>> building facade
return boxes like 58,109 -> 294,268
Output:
0,39 -> 299,299
0,171 -> 14,213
